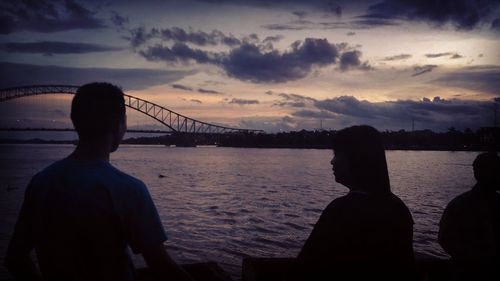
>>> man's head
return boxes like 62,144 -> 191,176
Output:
473,152 -> 500,189
331,125 -> 390,193
71,82 -> 126,152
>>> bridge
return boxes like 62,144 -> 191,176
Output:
0,85 -> 264,134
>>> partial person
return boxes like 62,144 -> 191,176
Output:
291,125 -> 415,280
438,152 -> 500,281
5,83 -> 193,281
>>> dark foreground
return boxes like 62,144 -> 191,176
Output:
0,253 -> 452,281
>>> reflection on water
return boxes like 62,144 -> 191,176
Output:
0,144 -> 478,279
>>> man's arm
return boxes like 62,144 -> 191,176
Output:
142,243 -> 194,281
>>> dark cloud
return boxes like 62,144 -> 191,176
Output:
350,18 -> 399,27
339,50 -> 372,71
172,84 -> 193,91
263,35 -> 285,43
292,110 -> 338,119
0,62 -> 191,91
136,37 -> 367,83
260,23 -> 309,30
381,54 -> 412,61
492,18 -> 500,31
229,98 -> 260,105
194,0 -> 342,15
364,0 -> 500,31
432,66 -> 500,96
271,91 -> 316,108
0,0 -> 105,34
425,52 -> 454,58
278,92 -> 317,102
450,53 -> 464,59
190,99 -> 202,104
221,38 -> 342,83
262,17 -> 400,31
198,88 -> 222,94
412,65 -> 438,76
124,26 -> 241,48
306,95 -> 495,131
139,43 -> 221,64
0,41 -> 123,56
110,11 -> 129,31
346,31 -> 356,36
293,10 -> 307,18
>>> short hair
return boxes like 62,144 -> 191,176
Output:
473,152 -> 500,183
332,125 -> 391,193
71,82 -> 125,140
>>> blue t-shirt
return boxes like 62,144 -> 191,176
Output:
8,158 -> 167,280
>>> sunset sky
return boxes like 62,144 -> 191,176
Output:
0,0 -> 499,133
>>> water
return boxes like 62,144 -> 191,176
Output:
0,144 -> 479,279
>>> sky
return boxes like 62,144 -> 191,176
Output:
0,0 -> 499,134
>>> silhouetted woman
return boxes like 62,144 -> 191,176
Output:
292,125 -> 415,280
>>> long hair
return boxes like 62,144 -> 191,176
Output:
332,125 -> 391,193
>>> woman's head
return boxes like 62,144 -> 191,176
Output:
331,125 -> 390,193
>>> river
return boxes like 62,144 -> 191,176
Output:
0,144 -> 479,279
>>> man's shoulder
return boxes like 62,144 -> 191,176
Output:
32,158 -> 146,191
444,190 -> 476,212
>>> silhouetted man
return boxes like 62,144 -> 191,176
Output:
439,152 -> 500,281
5,83 -> 193,281
291,125 -> 415,280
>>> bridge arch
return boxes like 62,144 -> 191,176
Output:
0,85 -> 262,134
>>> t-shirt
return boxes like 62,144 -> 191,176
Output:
7,158 -> 167,281
293,190 -> 415,280
439,185 -> 500,261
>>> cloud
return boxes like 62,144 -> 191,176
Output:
190,99 -> 202,104
269,91 -> 317,108
364,0 -> 500,31
292,110 -> 338,119
194,0 -> 343,15
229,98 -> 260,105
492,18 -> 500,31
346,31 -> 356,36
0,0 -> 105,34
110,11 -> 129,31
381,54 -> 412,61
0,62 -> 191,91
425,52 -> 454,58
172,84 -> 193,91
124,26 -> 241,48
412,64 -> 438,76
263,35 -> 284,43
198,88 -> 222,94
139,43 -> 221,64
262,17 -> 400,31
339,50 -> 372,71
432,65 -> 500,96
450,53 -> 464,59
304,95 -> 495,131
260,24 -> 309,30
293,11 -> 307,18
221,38 -> 342,83
136,36 -> 368,83
0,41 -> 123,56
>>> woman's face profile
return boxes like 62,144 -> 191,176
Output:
331,150 -> 353,188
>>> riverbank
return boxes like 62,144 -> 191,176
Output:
1,127 -> 498,151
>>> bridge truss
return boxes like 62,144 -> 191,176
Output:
0,85 -> 263,134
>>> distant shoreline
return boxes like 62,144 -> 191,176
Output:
0,140 -> 495,152
1,127 -> 498,152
